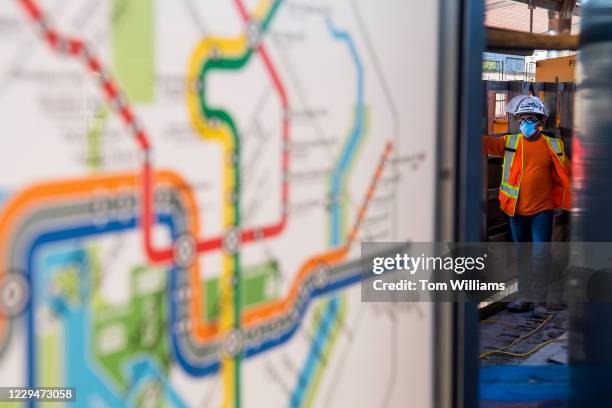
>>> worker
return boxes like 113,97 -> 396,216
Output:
482,95 -> 571,314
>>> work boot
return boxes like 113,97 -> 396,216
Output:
506,301 -> 532,313
533,303 -> 548,316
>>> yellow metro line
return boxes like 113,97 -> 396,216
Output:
185,1 -> 275,407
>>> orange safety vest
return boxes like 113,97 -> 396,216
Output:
499,134 -> 571,216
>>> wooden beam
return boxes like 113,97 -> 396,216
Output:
508,0 -> 580,14
486,27 -> 579,52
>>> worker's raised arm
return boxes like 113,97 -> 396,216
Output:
482,135 -> 506,157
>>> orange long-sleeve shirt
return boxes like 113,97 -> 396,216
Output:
483,134 -> 556,216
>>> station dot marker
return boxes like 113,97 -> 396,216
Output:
155,189 -> 171,213
223,227 -> 241,254
91,192 -> 110,226
209,117 -> 221,128
174,234 -> 197,269
246,20 -> 262,48
313,263 -> 331,288
116,192 -> 134,221
209,46 -> 221,60
222,328 -> 244,358
0,273 -> 29,317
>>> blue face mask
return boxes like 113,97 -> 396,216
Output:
519,120 -> 538,137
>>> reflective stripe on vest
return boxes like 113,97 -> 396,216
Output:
544,135 -> 565,163
500,134 -> 520,199
500,183 -> 519,197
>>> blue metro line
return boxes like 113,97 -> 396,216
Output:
23,212 -> 363,405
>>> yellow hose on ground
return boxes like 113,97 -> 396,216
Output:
480,313 -> 555,360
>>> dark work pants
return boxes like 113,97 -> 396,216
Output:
508,209 -> 554,302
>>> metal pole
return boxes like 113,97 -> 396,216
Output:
455,1 -> 484,407
529,1 -> 535,33
559,0 -> 576,34
572,1 -> 612,406
434,0 -> 483,407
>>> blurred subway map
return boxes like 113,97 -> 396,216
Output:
0,0 -> 437,406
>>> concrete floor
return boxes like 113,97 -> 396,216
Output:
479,304 -> 569,407
480,304 -> 568,367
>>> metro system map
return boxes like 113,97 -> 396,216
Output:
0,0 -> 437,406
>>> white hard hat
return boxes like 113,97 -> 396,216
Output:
505,95 -> 548,118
